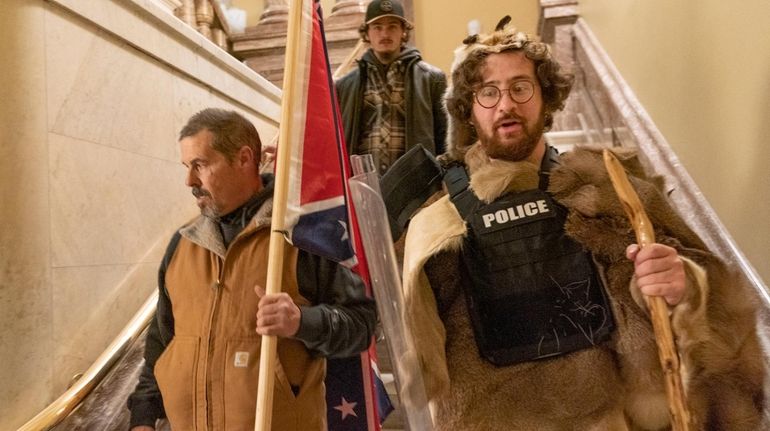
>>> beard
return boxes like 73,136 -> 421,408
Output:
477,107 -> 546,162
192,186 -> 221,219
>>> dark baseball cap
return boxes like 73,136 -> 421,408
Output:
365,0 -> 411,25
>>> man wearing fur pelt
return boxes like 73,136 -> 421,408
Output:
400,17 -> 766,430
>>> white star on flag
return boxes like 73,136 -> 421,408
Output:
338,219 -> 349,242
333,396 -> 358,420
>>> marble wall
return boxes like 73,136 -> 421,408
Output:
0,0 -> 280,428
580,0 -> 770,286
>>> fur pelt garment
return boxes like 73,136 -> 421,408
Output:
400,144 -> 767,430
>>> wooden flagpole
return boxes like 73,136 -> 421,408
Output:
603,149 -> 694,431
254,0 -> 305,429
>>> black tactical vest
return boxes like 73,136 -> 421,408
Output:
444,153 -> 615,366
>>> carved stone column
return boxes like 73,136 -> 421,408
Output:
210,0 -> 233,50
151,0 -> 183,14
175,0 -> 196,27
175,0 -> 231,50
230,0 -> 387,86
194,0 -> 214,39
259,0 -> 290,24
328,0 -> 368,20
230,0 -> 290,87
212,28 -> 228,50
324,0 -> 369,72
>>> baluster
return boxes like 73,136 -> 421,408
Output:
259,0 -> 290,25
324,0 -> 370,71
175,0 -> 196,27
329,0 -> 369,18
194,0 -> 214,39
227,0 -> 290,86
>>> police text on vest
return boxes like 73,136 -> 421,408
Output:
481,200 -> 550,228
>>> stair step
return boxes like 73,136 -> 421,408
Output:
375,337 -> 405,430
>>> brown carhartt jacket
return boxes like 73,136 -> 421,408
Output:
155,212 -> 326,430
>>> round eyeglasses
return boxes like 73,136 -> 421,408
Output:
474,81 -> 535,108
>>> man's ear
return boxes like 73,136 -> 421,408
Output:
237,145 -> 256,167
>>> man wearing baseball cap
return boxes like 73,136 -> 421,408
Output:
336,0 -> 447,175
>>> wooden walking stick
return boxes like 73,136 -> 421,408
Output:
603,149 -> 694,431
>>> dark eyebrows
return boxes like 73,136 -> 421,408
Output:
182,157 -> 205,168
483,74 -> 535,86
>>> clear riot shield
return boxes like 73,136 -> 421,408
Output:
349,155 -> 434,431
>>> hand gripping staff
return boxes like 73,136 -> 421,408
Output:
603,149 -> 694,431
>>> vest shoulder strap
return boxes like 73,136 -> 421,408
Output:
443,162 -> 479,219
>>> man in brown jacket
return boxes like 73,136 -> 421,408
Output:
127,108 -> 376,430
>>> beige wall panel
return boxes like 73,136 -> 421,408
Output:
581,0 -> 770,283
0,1 -> 54,429
51,261 -> 160,394
46,130 -> 194,397
46,7 -> 178,162
47,133 -> 192,268
172,70 -> 220,134
414,0 -> 540,74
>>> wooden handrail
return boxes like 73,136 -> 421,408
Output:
17,292 -> 157,431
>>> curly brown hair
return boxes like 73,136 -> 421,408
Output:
444,26 -> 574,160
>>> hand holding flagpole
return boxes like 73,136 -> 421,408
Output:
603,149 -> 694,431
